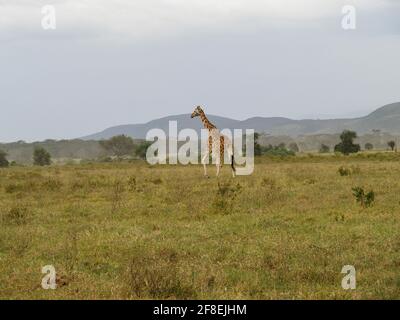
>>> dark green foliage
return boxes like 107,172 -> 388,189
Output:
100,135 -> 135,157
334,130 -> 360,155
352,187 -> 375,208
261,144 -> 295,157
254,133 -> 262,156
387,141 -> 396,151
365,143 -> 373,151
33,147 -> 51,166
319,144 -> 330,153
0,150 -> 9,167
134,141 -> 152,160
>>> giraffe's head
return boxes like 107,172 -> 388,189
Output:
191,106 -> 203,118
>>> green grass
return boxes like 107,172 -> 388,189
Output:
0,154 -> 400,299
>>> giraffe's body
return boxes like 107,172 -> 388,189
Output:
191,106 -> 235,177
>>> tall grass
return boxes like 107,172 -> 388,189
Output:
0,156 -> 399,299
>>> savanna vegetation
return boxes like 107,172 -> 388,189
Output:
1,152 -> 399,299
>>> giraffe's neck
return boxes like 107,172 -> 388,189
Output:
199,112 -> 216,130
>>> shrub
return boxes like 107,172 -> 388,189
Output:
388,141 -> 396,151
319,144 -> 330,153
338,166 -> 361,176
334,130 -> 360,155
288,142 -> 299,153
127,176 -> 137,191
352,187 -> 375,208
254,133 -> 262,156
100,135 -> 135,158
3,206 -> 29,225
365,143 -> 373,151
33,147 -> 51,166
134,141 -> 152,160
262,145 -> 295,157
0,150 -> 9,167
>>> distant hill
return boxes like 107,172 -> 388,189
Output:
2,102 -> 400,164
80,102 -> 400,140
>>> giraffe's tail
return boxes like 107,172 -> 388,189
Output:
231,154 -> 236,172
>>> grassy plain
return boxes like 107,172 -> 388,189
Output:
0,153 -> 399,299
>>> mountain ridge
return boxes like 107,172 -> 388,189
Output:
80,102 -> 400,140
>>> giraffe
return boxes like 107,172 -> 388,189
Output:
191,106 -> 236,177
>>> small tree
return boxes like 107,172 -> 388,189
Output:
0,150 -> 9,167
388,141 -> 396,151
334,130 -> 360,155
134,141 -> 152,160
254,132 -> 262,156
33,147 -> 51,166
319,144 -> 330,153
100,135 -> 135,158
364,143 -> 373,151
352,187 -> 375,208
288,142 -> 299,153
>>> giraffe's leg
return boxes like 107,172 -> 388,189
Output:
217,137 -> 224,177
216,157 -> 220,177
228,148 -> 236,178
202,151 -> 209,177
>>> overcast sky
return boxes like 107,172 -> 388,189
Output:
0,0 -> 399,142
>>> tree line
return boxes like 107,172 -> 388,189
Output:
0,135 -> 150,167
253,130 -> 397,156
0,131 -> 398,167
0,147 -> 51,167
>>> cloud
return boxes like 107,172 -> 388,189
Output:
0,0 -> 397,42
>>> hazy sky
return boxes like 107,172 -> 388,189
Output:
1,0 -> 399,142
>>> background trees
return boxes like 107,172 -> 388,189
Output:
0,150 -> 9,167
253,132 -> 262,156
100,135 -> 135,158
365,143 -> 373,151
387,140 -> 396,151
319,144 -> 330,153
33,147 -> 51,166
334,130 -> 360,155
134,141 -> 152,160
288,142 -> 299,153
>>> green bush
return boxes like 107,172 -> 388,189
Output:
319,144 -> 330,153
0,150 -> 9,167
100,135 -> 135,157
334,130 -> 360,155
33,147 -> 51,166
134,141 -> 152,160
261,144 -> 295,157
352,187 -> 375,208
365,143 -> 373,151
